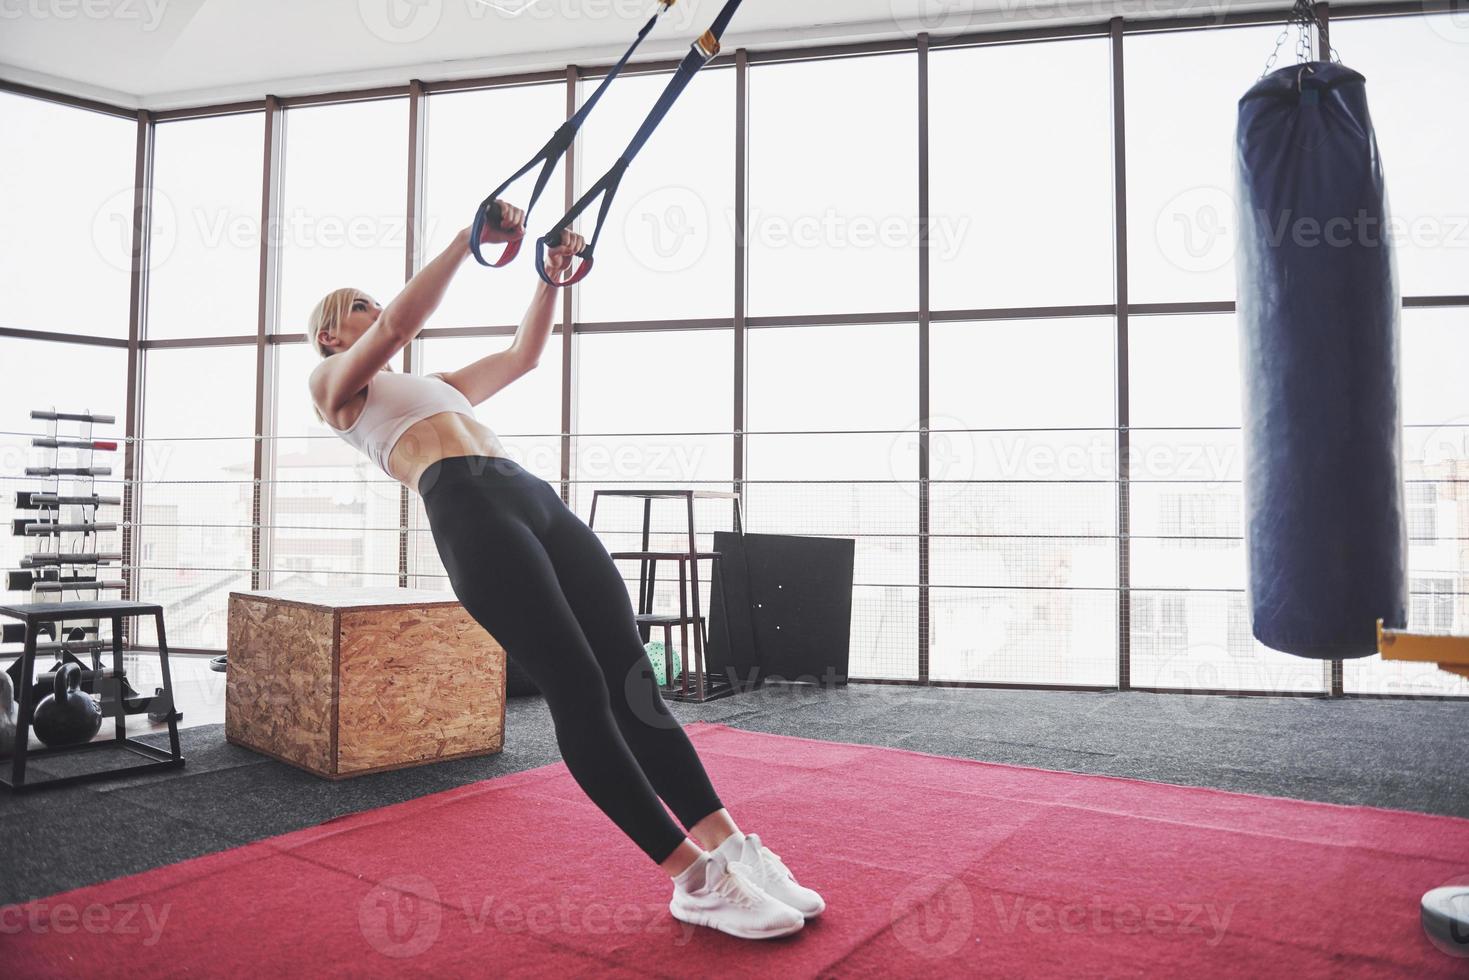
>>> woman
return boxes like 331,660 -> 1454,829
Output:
307,203 -> 824,941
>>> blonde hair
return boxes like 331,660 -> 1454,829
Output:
308,287 -> 370,359
307,287 -> 371,422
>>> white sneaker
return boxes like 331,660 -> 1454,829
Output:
722,832 -> 826,919
669,851 -> 806,940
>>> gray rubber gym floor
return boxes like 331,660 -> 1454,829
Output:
2,683 -> 1466,906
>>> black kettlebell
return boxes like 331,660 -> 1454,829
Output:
33,662 -> 102,748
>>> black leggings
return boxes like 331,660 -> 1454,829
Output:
419,455 -> 724,865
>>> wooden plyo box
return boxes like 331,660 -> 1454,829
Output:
226,589 -> 506,779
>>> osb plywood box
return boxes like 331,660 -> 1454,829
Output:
226,588 -> 505,779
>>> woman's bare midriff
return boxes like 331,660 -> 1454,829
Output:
385,412 -> 509,493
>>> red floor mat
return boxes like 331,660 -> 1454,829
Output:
4,722 -> 1467,977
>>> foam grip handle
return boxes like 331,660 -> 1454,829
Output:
535,235 -> 594,288
470,198 -> 524,268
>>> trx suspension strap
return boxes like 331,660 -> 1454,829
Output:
535,0 -> 745,286
469,0 -> 677,268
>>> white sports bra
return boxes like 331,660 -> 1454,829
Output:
323,370 -> 476,477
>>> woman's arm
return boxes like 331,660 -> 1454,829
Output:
438,228 -> 585,406
313,209 -> 526,415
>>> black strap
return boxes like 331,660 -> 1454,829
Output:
536,0 -> 745,286
469,2 -> 675,267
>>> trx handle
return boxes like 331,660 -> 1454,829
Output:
469,2 -> 674,269
536,0 -> 745,287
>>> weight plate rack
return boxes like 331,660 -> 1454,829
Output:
2,407 -> 183,790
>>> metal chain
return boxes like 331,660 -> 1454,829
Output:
1260,0 -> 1342,79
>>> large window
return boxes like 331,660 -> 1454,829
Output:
147,113 -> 265,340
1330,15 -> 1469,298
6,12 -> 1463,704
746,322 -> 918,679
422,84 -> 566,330
569,329 -> 735,624
1345,306 -> 1469,696
278,99 -> 409,339
1124,25 -> 1285,305
749,54 -> 918,316
1127,313 -> 1323,694
135,346 -> 257,650
929,317 -> 1118,686
577,68 -> 736,322
271,343 -> 404,592
0,92 -> 135,338
929,39 -> 1114,311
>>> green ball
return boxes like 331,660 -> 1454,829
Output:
643,640 -> 683,687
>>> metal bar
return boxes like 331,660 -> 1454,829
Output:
930,304 -> 1118,322
746,38 -> 918,66
841,677 -> 1469,701
94,645 -> 222,658
154,610 -> 183,760
577,317 -> 735,334
917,33 -> 932,686
0,327 -> 129,348
420,69 -> 569,94
747,312 -> 921,328
1405,296 -> 1469,309
260,294 -> 1469,343
1322,1 -> 1344,697
1134,0 -> 1445,33
733,49 -> 748,524
579,59 -> 735,80
252,95 -> 284,592
121,110 -> 152,640
561,66 -> 577,505
1111,18 -> 1133,693
152,100 -> 268,122
1127,302 -> 1234,317
401,79 -> 427,589
278,85 -> 411,109
140,334 -> 258,350
0,78 -> 135,119
933,22 -> 1112,51
10,623 -> 38,787
1324,0 -> 1462,15
416,325 -> 556,341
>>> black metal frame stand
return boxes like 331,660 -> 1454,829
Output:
1,600 -> 184,792
588,490 -> 742,703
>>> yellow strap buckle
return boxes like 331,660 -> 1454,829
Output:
695,29 -> 721,60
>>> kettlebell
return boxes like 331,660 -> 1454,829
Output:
0,669 -> 16,757
32,662 -> 102,748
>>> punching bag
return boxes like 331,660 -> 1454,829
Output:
1234,60 -> 1407,659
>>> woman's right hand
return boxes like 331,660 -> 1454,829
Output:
479,200 -> 527,244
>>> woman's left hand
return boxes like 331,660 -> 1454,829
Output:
543,228 -> 586,282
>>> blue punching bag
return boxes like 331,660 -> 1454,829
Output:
1234,59 -> 1407,659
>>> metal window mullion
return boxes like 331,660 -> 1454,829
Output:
253,95 -> 284,593
734,49 -> 748,530
1322,7 -> 1344,697
401,79 -> 427,589
122,110 -> 153,642
917,34 -> 931,685
1111,18 -> 1132,691
561,66 -> 577,506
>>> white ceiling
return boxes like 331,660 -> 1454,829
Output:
2,0 -> 1303,111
